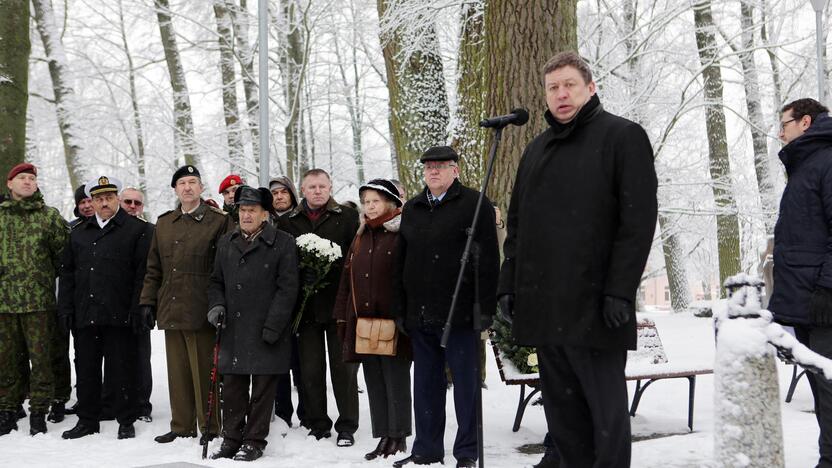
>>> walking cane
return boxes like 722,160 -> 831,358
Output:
202,311 -> 224,460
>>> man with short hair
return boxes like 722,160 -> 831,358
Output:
0,163 -> 69,436
139,165 -> 233,445
270,176 -> 299,217
58,176 -> 152,440
499,51 -> 657,468
278,169 -> 360,446
769,97 -> 832,467
120,187 -> 146,218
392,146 -> 499,468
219,174 -> 243,223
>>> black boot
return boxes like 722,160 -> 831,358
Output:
47,402 -> 65,423
29,412 -> 47,436
117,423 -> 135,439
15,405 -> 26,420
384,437 -> 407,457
211,440 -> 241,459
533,450 -> 560,468
365,437 -> 389,461
233,444 -> 263,462
199,432 -> 217,446
154,431 -> 196,443
0,411 -> 18,436
62,421 -> 99,439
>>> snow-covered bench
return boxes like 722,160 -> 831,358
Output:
490,318 -> 714,433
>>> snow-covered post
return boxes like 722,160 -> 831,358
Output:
714,274 -> 784,468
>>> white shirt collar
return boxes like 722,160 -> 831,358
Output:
95,207 -> 119,229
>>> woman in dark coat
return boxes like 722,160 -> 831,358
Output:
206,186 -> 299,461
333,179 -> 412,461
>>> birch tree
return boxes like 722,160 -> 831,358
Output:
117,0 -> 148,192
276,0 -> 309,180
228,0 -> 261,166
213,0 -> 245,171
0,0 -> 29,178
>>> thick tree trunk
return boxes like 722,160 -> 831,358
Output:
0,0 -> 29,179
277,0 -> 307,181
377,0 -> 450,194
214,0 -> 245,172
228,0 -> 261,167
155,0 -> 199,167
118,0 -> 147,192
451,0 -> 487,188
32,0 -> 85,189
485,0 -> 577,210
693,0 -> 742,293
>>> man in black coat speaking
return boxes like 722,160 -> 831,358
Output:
498,52 -> 657,468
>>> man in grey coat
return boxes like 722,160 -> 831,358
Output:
207,186 -> 299,462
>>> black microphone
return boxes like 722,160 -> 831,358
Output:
479,108 -> 529,128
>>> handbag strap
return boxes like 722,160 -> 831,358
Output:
349,231 -> 362,319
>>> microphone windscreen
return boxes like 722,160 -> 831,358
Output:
511,108 -> 530,126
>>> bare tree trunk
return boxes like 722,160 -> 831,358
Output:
32,0 -> 85,189
0,0 -> 29,179
117,0 -> 147,192
155,0 -> 199,167
214,0 -> 245,172
277,0 -> 307,181
332,8 -> 365,184
377,0 -> 450,194
451,0 -> 487,187
693,0 -> 742,293
228,0 -> 261,167
486,0 -> 577,210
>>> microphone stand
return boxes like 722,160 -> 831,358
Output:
441,126 -> 504,468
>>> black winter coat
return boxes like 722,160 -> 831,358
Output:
395,179 -> 499,330
59,208 -> 153,328
769,113 -> 832,326
498,95 -> 657,350
278,198 -> 360,326
207,223 -> 299,375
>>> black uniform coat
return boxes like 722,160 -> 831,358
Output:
394,179 -> 500,330
59,208 -> 153,328
278,198 -> 360,326
207,223 -> 299,375
769,113 -> 832,326
498,95 -> 658,351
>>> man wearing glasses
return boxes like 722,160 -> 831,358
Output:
392,146 -> 499,468
769,97 -> 832,467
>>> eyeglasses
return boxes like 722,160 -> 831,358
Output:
423,162 -> 457,171
780,118 -> 796,131
123,199 -> 143,206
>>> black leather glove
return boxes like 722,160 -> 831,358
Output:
809,286 -> 832,326
302,269 -> 317,287
395,317 -> 408,336
602,296 -> 633,329
498,294 -> 515,325
207,305 -> 226,328
131,305 -> 155,335
262,327 -> 280,344
57,314 -> 73,336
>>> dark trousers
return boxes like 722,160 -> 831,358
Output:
410,327 -> 478,461
362,355 -> 412,439
135,330 -> 153,416
74,325 -> 136,427
274,333 -> 304,425
50,313 -> 71,404
297,320 -> 359,434
222,374 -> 279,450
795,326 -> 832,467
538,345 -> 630,468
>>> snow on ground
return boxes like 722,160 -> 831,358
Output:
0,312 -> 821,467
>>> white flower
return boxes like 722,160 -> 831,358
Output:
527,353 -> 538,367
296,233 -> 342,261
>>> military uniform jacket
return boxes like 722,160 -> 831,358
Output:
140,202 -> 232,330
207,224 -> 299,375
58,208 -> 153,328
0,191 -> 68,314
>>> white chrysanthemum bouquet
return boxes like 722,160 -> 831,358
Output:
292,233 -> 343,333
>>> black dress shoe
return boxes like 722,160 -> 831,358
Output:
384,437 -> 407,457
533,450 -> 560,468
137,414 -> 152,423
47,403 -> 65,423
62,422 -> 99,439
29,412 -> 47,435
154,431 -> 195,443
233,444 -> 263,462
308,428 -> 331,440
456,458 -> 476,468
199,433 -> 217,446
365,437 -> 388,460
211,440 -> 241,459
117,423 -> 135,439
393,454 -> 445,467
336,431 -> 354,447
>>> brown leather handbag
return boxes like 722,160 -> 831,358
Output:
350,235 -> 398,356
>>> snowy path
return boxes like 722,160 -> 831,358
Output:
0,312 -> 820,467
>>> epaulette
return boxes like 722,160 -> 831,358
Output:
209,206 -> 227,216
157,210 -> 174,218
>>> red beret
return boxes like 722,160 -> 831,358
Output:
218,174 -> 243,194
7,163 -> 37,181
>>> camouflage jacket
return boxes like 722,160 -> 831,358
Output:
0,191 -> 69,314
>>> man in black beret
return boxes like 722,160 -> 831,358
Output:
392,146 -> 499,468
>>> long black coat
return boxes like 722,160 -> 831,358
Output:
498,95 -> 658,350
277,198 -> 359,326
59,208 -> 153,328
769,113 -> 832,326
394,179 -> 499,330
208,223 -> 299,375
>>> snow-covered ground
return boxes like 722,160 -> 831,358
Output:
0,312 -> 820,467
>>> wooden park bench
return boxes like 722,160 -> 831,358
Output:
490,318 -> 714,433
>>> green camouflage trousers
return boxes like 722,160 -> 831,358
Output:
0,311 -> 53,412
14,314 -> 73,404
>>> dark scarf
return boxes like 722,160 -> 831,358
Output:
365,208 -> 401,230
241,222 -> 266,243
303,199 -> 326,222
544,93 -> 604,140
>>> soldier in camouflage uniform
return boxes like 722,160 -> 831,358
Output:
0,163 -> 69,436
